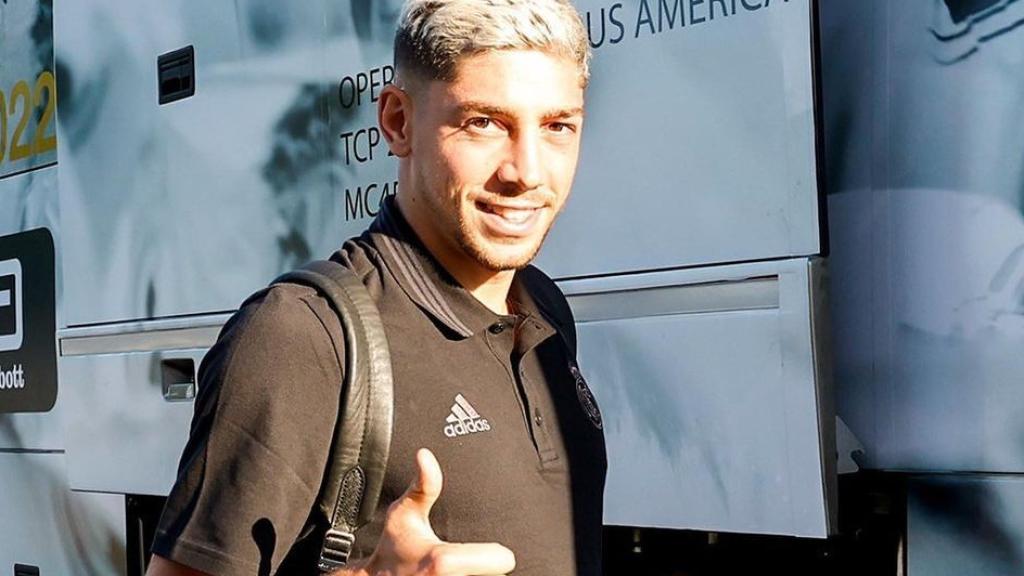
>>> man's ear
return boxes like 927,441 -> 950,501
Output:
378,84 -> 413,157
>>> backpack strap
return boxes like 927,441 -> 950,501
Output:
273,260 -> 394,572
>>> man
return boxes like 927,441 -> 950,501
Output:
148,0 -> 606,574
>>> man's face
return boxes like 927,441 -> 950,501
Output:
403,49 -> 585,274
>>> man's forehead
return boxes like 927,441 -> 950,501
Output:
452,99 -> 584,119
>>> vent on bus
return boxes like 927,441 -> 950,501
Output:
158,46 -> 195,105
14,564 -> 40,576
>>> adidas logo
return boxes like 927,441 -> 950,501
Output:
443,394 -> 492,438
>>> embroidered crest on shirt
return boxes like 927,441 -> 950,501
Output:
443,393 -> 492,437
570,362 -> 603,430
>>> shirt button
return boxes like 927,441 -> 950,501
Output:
489,322 -> 506,334
534,412 -> 544,426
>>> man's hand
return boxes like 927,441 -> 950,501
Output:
352,448 -> 516,576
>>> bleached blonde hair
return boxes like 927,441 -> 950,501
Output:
394,0 -> 591,86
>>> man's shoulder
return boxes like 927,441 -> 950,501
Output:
227,282 -> 339,349
520,263 -> 561,294
520,264 -> 569,308
207,253 -> 378,386
331,231 -> 387,283
225,235 -> 383,347
519,265 -> 576,348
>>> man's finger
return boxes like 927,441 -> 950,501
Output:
429,542 -> 516,575
398,448 -> 443,513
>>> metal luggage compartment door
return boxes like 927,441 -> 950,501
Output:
59,317 -> 224,494
561,257 -> 836,537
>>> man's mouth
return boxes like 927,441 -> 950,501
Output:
476,201 -> 545,237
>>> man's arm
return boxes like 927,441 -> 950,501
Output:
145,555 -> 216,576
150,286 -> 347,575
147,449 -> 513,576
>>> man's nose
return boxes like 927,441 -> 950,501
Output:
497,131 -> 542,191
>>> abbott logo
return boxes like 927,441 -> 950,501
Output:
0,258 -> 23,353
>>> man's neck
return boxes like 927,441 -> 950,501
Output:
465,270 -> 516,315
423,238 -> 517,315
395,195 -> 515,315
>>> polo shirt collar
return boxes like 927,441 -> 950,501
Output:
507,272 -> 562,354
370,197 -> 547,339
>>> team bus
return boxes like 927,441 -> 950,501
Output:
2,1 -> 1022,574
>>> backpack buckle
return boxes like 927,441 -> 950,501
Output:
318,528 -> 356,572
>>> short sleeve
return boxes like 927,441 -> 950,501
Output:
151,284 -> 345,576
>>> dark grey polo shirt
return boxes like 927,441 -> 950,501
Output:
152,199 -> 607,575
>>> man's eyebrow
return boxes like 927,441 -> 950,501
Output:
456,101 -> 584,119
546,106 -> 585,119
456,101 -> 510,116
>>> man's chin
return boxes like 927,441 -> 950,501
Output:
478,255 -> 535,272
468,241 -> 543,272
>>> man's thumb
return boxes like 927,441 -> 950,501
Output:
402,448 -> 443,513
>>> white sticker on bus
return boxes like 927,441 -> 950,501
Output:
0,258 -> 24,353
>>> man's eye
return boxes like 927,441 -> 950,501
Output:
467,117 -> 498,131
549,122 -> 577,134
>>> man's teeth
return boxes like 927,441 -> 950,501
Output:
488,206 -> 535,223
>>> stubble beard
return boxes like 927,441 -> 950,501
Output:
454,205 -> 552,272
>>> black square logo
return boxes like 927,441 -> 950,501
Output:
0,229 -> 55,413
